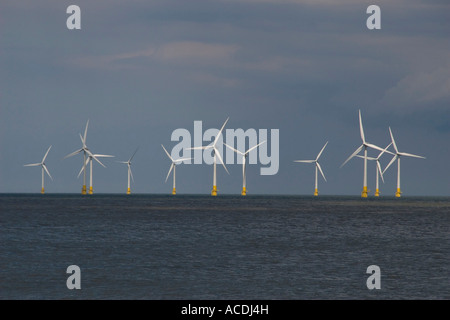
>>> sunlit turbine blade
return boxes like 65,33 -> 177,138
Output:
341,144 -> 363,168
359,110 -> 365,143
64,148 -> 83,159
356,155 -> 376,161
79,133 -> 85,146
129,165 -> 135,183
165,163 -> 174,183
161,144 -> 174,162
186,146 -> 210,150
316,162 -> 327,182
86,150 -> 106,168
377,161 -> 385,183
174,157 -> 192,163
213,117 -> 229,146
93,154 -> 115,158
24,163 -> 41,167
214,147 -> 229,174
245,140 -> 267,155
83,119 -> 89,145
383,155 -> 398,174
365,143 -> 385,153
398,152 -> 426,159
223,143 -> 244,155
389,127 -> 398,153
316,141 -> 328,161
42,164 -> 53,181
293,160 -> 315,163
116,161 -> 129,164
377,143 -> 393,159
42,145 -> 52,163
77,157 -> 90,178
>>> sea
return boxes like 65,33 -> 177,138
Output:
0,194 -> 449,300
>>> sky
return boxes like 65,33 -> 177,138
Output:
1,0 -> 449,196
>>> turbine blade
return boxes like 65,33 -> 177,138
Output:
224,142 -> 244,155
129,147 -> 139,162
186,146 -> 209,150
377,161 -> 385,183
356,155 -> 376,161
77,157 -> 90,178
389,127 -> 398,153
377,142 -> 393,159
293,160 -> 315,163
64,149 -> 82,159
165,163 -> 174,183
383,155 -> 397,174
129,165 -> 135,183
398,152 -> 426,159
161,144 -> 174,161
92,154 -> 115,158
42,164 -> 53,180
87,151 -> 106,168
116,161 -> 129,164
341,145 -> 363,168
83,119 -> 89,144
365,143 -> 385,153
316,141 -> 328,160
24,163 -> 41,167
245,140 -> 266,155
316,162 -> 327,182
42,145 -> 52,162
174,157 -> 192,163
214,147 -> 229,174
213,117 -> 229,146
359,110 -> 365,143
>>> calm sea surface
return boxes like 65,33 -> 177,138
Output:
0,194 -> 449,300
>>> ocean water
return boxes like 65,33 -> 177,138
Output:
0,194 -> 449,300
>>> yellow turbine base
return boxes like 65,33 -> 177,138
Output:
395,188 -> 402,198
314,188 -> 318,196
127,188 -> 131,195
241,187 -> 246,196
211,185 -> 217,196
361,186 -> 368,198
88,186 -> 93,195
172,188 -> 176,195
81,185 -> 87,195
375,189 -> 380,197
41,187 -> 45,194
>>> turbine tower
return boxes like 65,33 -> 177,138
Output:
161,145 -> 191,195
357,143 -> 392,197
383,127 -> 425,198
78,152 -> 114,195
224,140 -> 266,196
294,141 -> 328,196
117,148 -> 138,194
189,117 -> 229,196
24,146 -> 53,194
341,110 -> 385,198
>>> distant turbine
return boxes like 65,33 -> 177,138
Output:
224,140 -> 266,196
294,141 -> 328,196
117,148 -> 139,195
24,145 -> 53,194
383,127 -> 425,198
64,120 -> 90,194
188,117 -> 229,196
76,134 -> 114,195
357,143 -> 393,197
341,110 -> 386,198
161,145 -> 191,195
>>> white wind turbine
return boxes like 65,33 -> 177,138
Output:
341,110 -> 386,198
294,141 -> 328,196
64,120 -> 90,194
78,151 -> 114,194
24,146 -> 53,194
356,143 -> 393,197
383,127 -> 425,198
117,148 -> 138,195
224,140 -> 266,196
161,145 -> 192,195
189,117 -> 229,196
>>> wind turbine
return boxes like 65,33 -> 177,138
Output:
64,120 -> 90,194
341,110 -> 386,198
189,117 -> 229,196
77,151 -> 114,195
383,127 -> 425,198
161,145 -> 191,195
357,143 -> 392,197
24,146 -> 53,194
224,140 -> 266,196
294,141 -> 328,196
117,148 -> 138,195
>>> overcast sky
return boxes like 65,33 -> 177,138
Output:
1,0 -> 449,196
